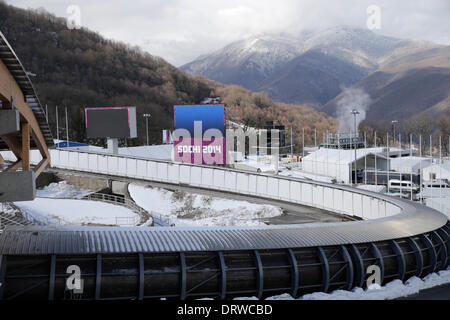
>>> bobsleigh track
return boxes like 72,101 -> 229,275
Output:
0,148 -> 449,300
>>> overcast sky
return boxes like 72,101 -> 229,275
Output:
6,0 -> 450,66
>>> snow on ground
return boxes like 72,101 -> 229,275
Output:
128,184 -> 283,227
232,267 -> 450,300
0,203 -> 19,216
118,145 -> 173,161
66,144 -> 174,161
356,184 -> 387,193
279,168 -> 334,183
241,158 -> 277,173
14,198 -> 138,226
37,181 -> 93,199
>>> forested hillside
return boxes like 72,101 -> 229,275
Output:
0,1 -> 336,149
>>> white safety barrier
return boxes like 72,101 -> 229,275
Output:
1,149 -> 402,220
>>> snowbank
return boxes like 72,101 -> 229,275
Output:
0,203 -> 19,217
262,267 -> 450,300
37,181 -> 93,199
356,184 -> 387,193
279,168 -> 334,183
14,198 -> 138,226
128,184 -> 282,227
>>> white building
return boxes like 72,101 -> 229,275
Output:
390,156 -> 432,174
301,147 -> 396,184
422,162 -> 450,182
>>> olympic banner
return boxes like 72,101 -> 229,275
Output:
173,105 -> 226,165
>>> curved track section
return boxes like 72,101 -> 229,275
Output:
0,149 -> 449,300
0,223 -> 449,300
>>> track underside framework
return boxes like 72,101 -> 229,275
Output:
1,222 -> 449,300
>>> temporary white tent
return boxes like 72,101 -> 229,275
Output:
390,156 -> 432,174
301,147 -> 395,184
422,162 -> 450,182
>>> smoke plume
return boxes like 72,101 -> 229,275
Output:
336,88 -> 371,133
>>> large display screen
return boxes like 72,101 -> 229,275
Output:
173,105 -> 226,165
85,107 -> 137,139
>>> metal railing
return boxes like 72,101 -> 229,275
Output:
11,193 -> 155,227
13,206 -> 57,226
115,216 -> 140,226
82,193 -> 153,226
0,203 -> 42,233
0,214 -> 26,233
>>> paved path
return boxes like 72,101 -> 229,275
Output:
398,283 -> 450,300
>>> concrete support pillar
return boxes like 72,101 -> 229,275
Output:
0,110 -> 20,136
21,122 -> 30,171
0,171 -> 36,201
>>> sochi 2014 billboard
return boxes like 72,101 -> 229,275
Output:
173,105 -> 226,165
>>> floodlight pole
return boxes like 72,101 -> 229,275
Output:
351,109 -> 360,186
143,114 -> 151,145
56,105 -> 59,148
392,120 -> 398,147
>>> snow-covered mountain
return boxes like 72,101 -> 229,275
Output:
181,26 -> 445,109
182,34 -> 301,91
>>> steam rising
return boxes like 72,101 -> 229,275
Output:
336,88 -> 371,132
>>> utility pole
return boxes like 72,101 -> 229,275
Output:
290,126 -> 293,162
314,129 -> 317,148
392,120 -> 398,147
410,133 -> 413,201
364,131 -> 367,185
387,132 -> 390,193
351,109 -> 360,186
302,128 -> 305,158
374,131 -> 377,186
419,134 -> 422,203
65,107 -> 69,146
143,114 -> 151,145
56,105 -> 59,148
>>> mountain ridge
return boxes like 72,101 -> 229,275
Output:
182,26 -> 450,121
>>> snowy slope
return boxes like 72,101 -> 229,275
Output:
37,181 -> 94,199
128,184 -> 282,227
14,198 -> 138,226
